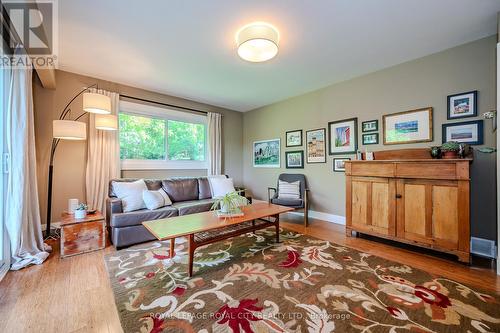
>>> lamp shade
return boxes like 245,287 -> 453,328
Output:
53,120 -> 87,140
95,114 -> 118,131
83,92 -> 111,114
236,22 -> 279,62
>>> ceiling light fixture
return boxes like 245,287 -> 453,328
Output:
236,22 -> 279,62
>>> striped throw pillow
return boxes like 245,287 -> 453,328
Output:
278,180 -> 301,200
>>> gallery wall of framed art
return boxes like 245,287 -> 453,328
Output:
243,36 -> 495,236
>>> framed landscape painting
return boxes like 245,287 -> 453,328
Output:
285,151 -> 304,168
383,107 -> 433,145
286,129 -> 302,147
253,139 -> 280,168
442,120 -> 483,145
328,118 -> 358,155
447,91 -> 477,120
305,128 -> 326,163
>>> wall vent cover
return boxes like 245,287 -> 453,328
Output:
470,237 -> 496,258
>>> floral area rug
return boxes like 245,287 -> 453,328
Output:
104,227 -> 499,333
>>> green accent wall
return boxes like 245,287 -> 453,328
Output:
243,35 -> 497,240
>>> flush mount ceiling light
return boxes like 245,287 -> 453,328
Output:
236,22 -> 279,62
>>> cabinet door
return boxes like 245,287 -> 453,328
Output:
396,179 -> 463,250
349,177 -> 396,236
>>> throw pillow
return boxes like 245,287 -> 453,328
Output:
278,180 -> 301,200
112,179 -> 147,212
143,188 -> 172,210
208,176 -> 235,198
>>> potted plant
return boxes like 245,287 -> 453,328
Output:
211,191 -> 248,216
440,141 -> 460,159
74,203 -> 88,219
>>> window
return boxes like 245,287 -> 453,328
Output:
119,101 -> 207,170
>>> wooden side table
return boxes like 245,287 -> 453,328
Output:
59,211 -> 106,258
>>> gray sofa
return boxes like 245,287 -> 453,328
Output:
106,177 -> 217,248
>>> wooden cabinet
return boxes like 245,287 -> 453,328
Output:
345,149 -> 471,262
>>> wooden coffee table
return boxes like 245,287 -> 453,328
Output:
142,202 -> 293,276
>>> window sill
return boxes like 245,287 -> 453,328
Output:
121,160 -> 208,170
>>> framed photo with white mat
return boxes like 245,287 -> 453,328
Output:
442,120 -> 483,145
383,107 -> 433,145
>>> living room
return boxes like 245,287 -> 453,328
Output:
1,1 -> 500,332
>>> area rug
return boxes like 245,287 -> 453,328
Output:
104,227 -> 499,333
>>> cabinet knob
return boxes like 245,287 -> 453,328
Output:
395,194 -> 402,199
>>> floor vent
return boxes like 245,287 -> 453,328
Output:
470,237 -> 497,258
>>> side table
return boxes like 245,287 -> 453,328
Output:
59,211 -> 106,258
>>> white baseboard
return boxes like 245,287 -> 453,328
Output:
288,210 -> 346,225
0,263 -> 8,282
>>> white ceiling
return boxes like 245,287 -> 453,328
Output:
58,0 -> 500,112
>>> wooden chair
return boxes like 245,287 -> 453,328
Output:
268,173 -> 310,227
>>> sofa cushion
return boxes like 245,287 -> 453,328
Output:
162,178 -> 199,202
271,197 -> 303,208
111,179 -> 147,212
172,199 -> 215,216
143,188 -> 172,210
109,179 -> 162,197
110,206 -> 178,228
198,178 -> 212,200
208,177 -> 235,198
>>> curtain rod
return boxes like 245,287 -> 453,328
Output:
120,94 -> 208,115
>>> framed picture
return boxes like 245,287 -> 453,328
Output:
383,107 -> 433,145
447,91 -> 477,120
285,150 -> 304,168
305,128 -> 326,163
333,158 -> 350,172
442,120 -> 483,145
362,133 -> 379,145
285,129 -> 302,147
253,139 -> 280,168
328,118 -> 358,155
362,120 -> 378,132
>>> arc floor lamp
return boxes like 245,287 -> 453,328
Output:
46,84 -> 118,238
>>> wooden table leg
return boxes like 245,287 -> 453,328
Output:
188,234 -> 194,277
170,238 -> 175,257
275,214 -> 280,243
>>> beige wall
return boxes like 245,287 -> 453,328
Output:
243,36 -> 497,228
34,70 -> 243,224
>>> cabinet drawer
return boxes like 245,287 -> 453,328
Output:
350,163 -> 395,177
395,163 -> 456,179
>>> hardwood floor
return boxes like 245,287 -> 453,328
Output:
0,215 -> 498,333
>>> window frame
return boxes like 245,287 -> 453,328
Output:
119,100 -> 208,170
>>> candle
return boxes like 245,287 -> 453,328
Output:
68,199 -> 79,214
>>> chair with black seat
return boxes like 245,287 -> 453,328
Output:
268,173 -> 309,227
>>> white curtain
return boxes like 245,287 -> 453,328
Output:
85,89 -> 120,213
5,66 -> 49,270
207,112 -> 222,175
